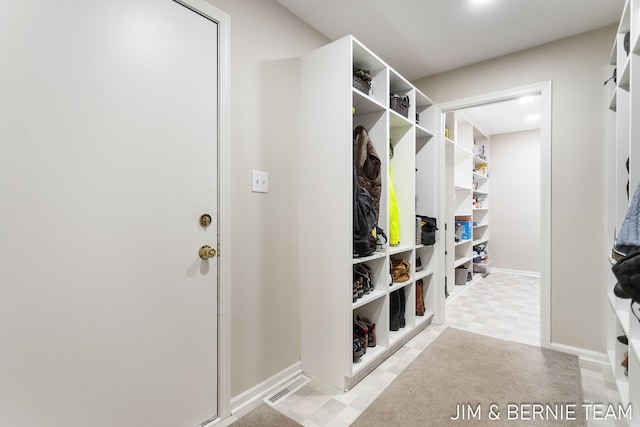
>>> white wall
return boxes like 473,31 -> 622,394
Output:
205,0 -> 328,397
414,25 -> 615,353
489,130 -> 541,273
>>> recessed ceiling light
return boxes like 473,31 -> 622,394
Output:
527,114 -> 540,121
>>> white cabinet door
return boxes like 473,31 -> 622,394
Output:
0,1 -> 219,425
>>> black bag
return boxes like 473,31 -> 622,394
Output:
612,248 -> 640,302
417,215 -> 438,246
353,168 -> 377,257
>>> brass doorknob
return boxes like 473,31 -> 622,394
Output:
199,245 -> 217,259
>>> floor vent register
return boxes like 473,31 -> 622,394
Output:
263,375 -> 310,406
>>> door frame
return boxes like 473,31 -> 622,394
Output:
438,81 -> 552,349
174,0 -> 232,421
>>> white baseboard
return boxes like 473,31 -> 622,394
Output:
230,362 -> 302,415
550,342 -> 609,365
489,267 -> 541,278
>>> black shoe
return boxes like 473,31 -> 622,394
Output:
618,335 -> 629,345
615,282 -> 631,299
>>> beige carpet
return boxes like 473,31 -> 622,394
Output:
229,404 -> 301,427
352,327 -> 586,426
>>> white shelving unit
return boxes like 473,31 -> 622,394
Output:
472,134 -> 490,277
607,1 -> 640,422
299,35 -> 444,390
444,113 -> 490,298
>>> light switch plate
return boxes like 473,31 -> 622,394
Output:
252,170 -> 268,193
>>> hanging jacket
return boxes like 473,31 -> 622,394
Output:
616,180 -> 640,254
353,126 -> 381,221
389,165 -> 400,246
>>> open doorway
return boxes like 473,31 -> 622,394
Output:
460,95 -> 542,275
438,82 -> 552,348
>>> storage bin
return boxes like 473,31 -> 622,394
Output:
455,267 -> 470,285
352,75 -> 371,95
390,94 -> 409,118
454,220 -> 472,241
473,263 -> 488,274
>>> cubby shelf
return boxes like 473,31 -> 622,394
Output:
300,35 -> 443,391
446,112 -> 490,291
606,1 -> 640,420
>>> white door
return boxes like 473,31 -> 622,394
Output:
0,1 -> 219,426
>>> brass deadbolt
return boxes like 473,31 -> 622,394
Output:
199,214 -> 212,228
199,245 -> 217,260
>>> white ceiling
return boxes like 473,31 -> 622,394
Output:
459,94 -> 542,137
276,0 -> 624,136
276,0 -> 625,80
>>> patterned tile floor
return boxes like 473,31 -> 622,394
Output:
221,272 -> 624,426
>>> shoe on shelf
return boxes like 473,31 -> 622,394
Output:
356,315 -> 376,347
353,338 -> 365,363
353,320 -> 368,351
416,257 -> 422,271
618,335 -> 629,345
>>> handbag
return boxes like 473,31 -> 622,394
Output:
417,215 -> 438,246
391,259 -> 410,283
612,248 -> 640,302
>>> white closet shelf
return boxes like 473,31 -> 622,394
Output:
454,256 -> 472,268
415,268 -> 434,280
473,172 -> 488,181
473,155 -> 488,165
352,289 -> 386,309
352,251 -> 387,264
455,239 -> 472,246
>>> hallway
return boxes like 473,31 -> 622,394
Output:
224,272 -> 622,426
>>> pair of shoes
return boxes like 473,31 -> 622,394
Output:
353,320 -> 369,350
355,315 -> 376,347
353,264 -> 373,302
353,338 -> 365,363
353,277 -> 364,302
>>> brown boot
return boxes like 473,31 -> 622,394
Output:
416,279 -> 425,316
